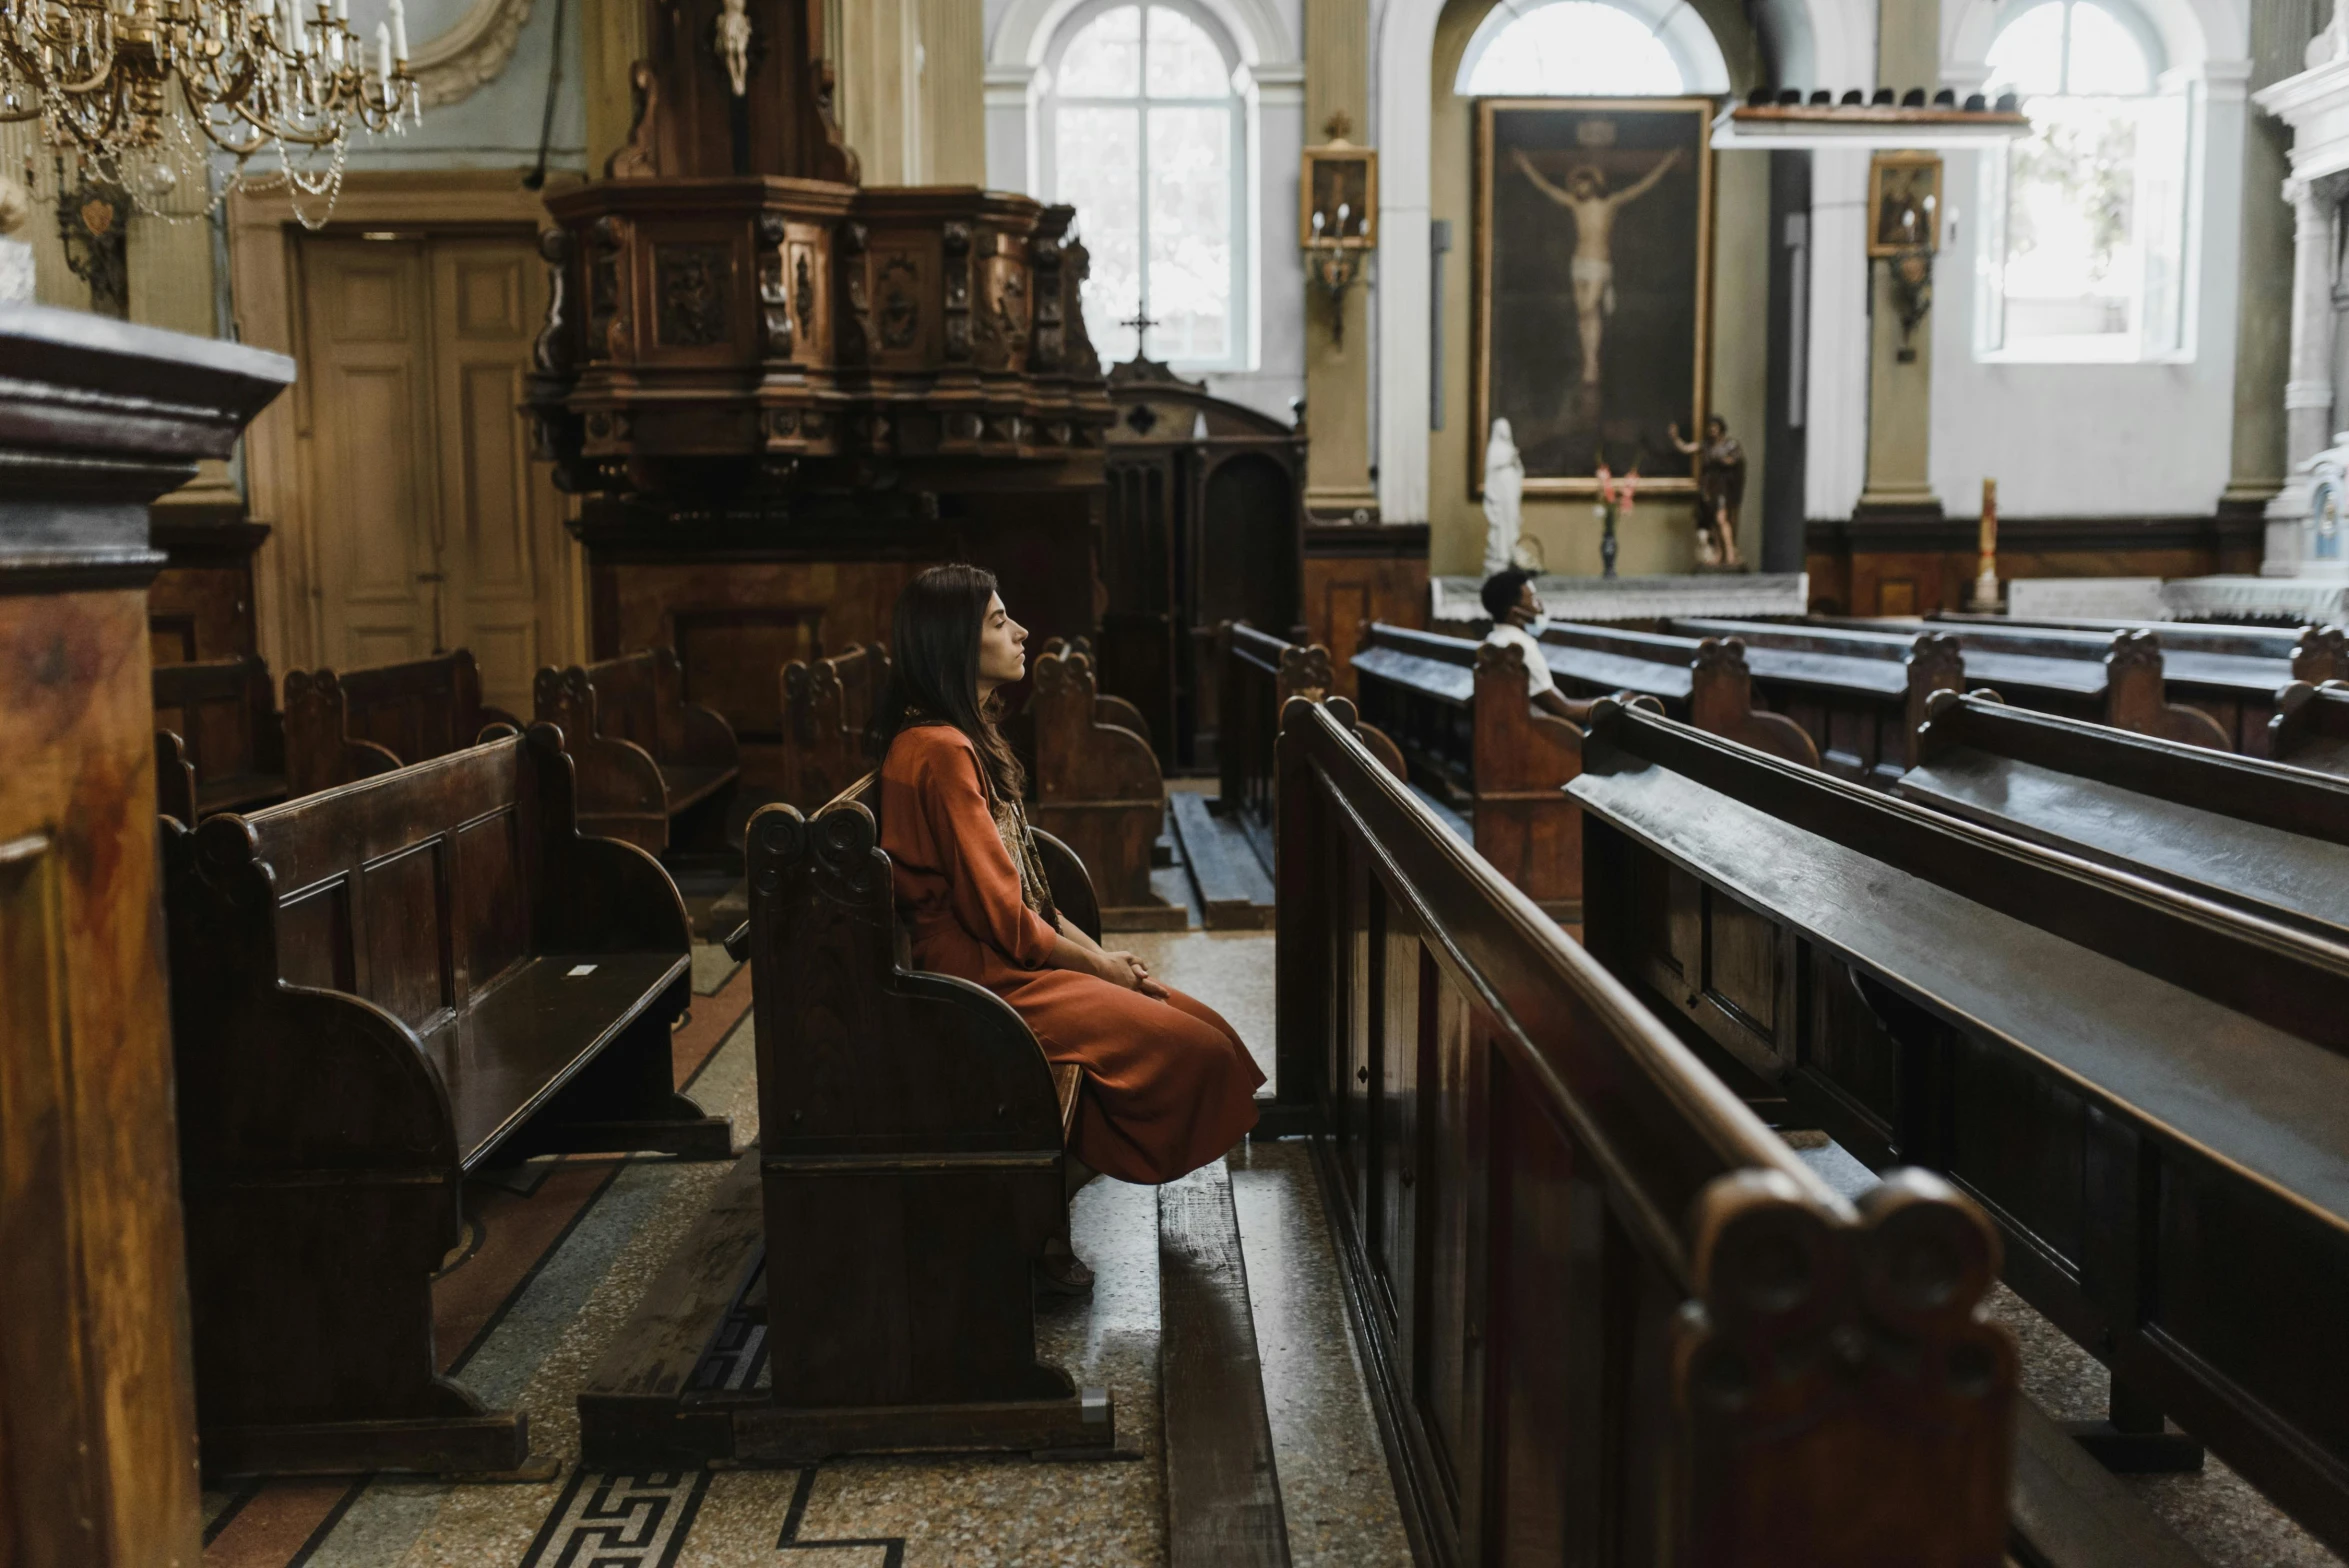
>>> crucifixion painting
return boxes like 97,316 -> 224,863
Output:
1510,146 -> 1681,397
1475,99 -> 1712,496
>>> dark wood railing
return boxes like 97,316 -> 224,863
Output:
1274,695 -> 2015,1567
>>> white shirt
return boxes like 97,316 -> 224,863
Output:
1482,622 -> 1557,698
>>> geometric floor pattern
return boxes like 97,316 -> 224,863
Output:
199,933 -> 1418,1568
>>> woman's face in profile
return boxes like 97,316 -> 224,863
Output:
977,591 -> 1028,689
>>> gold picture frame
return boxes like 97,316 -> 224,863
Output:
1471,97 -> 1713,497
1867,151 -> 1943,257
1300,138 -> 1378,250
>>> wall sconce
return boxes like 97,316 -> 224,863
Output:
1866,150 -> 1940,362
1301,113 -> 1378,348
1887,245 -> 1934,362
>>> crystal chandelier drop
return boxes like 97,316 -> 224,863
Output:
0,0 -> 422,227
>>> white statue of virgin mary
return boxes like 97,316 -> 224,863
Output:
1482,417 -> 1526,577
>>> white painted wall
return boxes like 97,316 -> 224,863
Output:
1929,0 -> 2252,516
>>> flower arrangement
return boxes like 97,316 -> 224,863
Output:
1592,463 -> 1639,579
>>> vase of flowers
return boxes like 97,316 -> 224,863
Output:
1593,464 -> 1638,580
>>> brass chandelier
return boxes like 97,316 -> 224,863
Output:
0,0 -> 421,226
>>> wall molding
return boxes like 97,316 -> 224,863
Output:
1806,511 -> 2265,554
409,0 -> 537,107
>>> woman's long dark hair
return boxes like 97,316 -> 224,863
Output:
870,563 -> 1026,801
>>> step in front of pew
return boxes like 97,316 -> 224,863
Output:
578,1149 -> 1121,1468
1170,791 -> 1275,930
1159,1157 -> 1290,1568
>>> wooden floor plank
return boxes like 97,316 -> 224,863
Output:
2009,1397 -> 2209,1568
1159,1158 -> 1289,1568
1171,791 -> 1276,930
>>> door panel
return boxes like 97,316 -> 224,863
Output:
300,234 -> 575,715
432,240 -> 568,717
304,242 -> 435,669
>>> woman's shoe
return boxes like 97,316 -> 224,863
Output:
1036,1236 -> 1095,1297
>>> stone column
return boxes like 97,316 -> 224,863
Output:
2262,174 -> 2343,571
2284,177 -> 2337,472
919,0 -> 986,187
1303,0 -> 1377,522
1855,0 -> 1943,521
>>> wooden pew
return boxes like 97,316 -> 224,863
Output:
151,654 -> 284,823
1895,689 -> 2349,943
1648,618 -> 1967,784
282,649 -> 521,797
1678,617 -> 2233,751
1031,645 -> 1186,929
533,646 -> 741,853
1911,615 -> 2319,754
577,784 -> 1119,1466
1537,621 -> 1832,769
778,642 -> 888,810
1572,699 -> 2349,1554
1213,620 -> 1404,861
1352,621 -> 1819,797
2271,679 -> 2349,775
1933,610 -> 2349,684
1042,634 -> 1155,751
1272,695 -> 2014,1566
163,726 -> 732,1478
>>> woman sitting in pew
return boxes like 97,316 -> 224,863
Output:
871,565 -> 1264,1206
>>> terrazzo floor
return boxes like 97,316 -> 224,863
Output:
1795,1136 -> 2344,1568
200,928 -> 1408,1568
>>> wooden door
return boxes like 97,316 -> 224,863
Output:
300,233 -> 574,715
428,239 -> 570,715
302,238 -> 438,671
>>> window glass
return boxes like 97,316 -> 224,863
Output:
1058,6 -> 1141,96
1146,5 -> 1229,97
1976,0 -> 2185,361
1046,1 -> 1243,370
1462,2 -> 1684,96
1147,104 -> 1232,358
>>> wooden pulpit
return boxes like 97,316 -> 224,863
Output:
0,307 -> 292,1566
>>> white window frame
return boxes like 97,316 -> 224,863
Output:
1970,0 -> 2199,366
1038,0 -> 1254,373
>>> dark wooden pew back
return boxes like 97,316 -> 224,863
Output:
779,642 -> 888,810
1681,617 -> 2232,751
2271,680 -> 2349,776
534,646 -> 742,852
1215,620 -> 1405,849
164,726 -> 726,1477
283,648 -> 520,797
1031,646 -> 1183,929
1572,700 -> 2349,1558
1662,618 -> 1965,783
1899,689 -> 2349,942
1934,611 -> 2349,681
152,654 -> 283,821
724,786 -> 1108,1453
1273,696 -> 2014,1566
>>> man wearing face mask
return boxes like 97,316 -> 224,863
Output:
1479,568 -> 1585,722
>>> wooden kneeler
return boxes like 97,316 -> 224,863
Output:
578,789 -> 1118,1467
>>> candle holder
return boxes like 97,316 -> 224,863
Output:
1967,477 -> 2001,611
1300,113 -> 1376,349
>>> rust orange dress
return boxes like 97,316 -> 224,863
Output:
880,724 -> 1263,1184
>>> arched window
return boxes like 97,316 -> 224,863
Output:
1453,0 -> 1732,97
1978,0 -> 2189,359
1042,1 -> 1247,370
